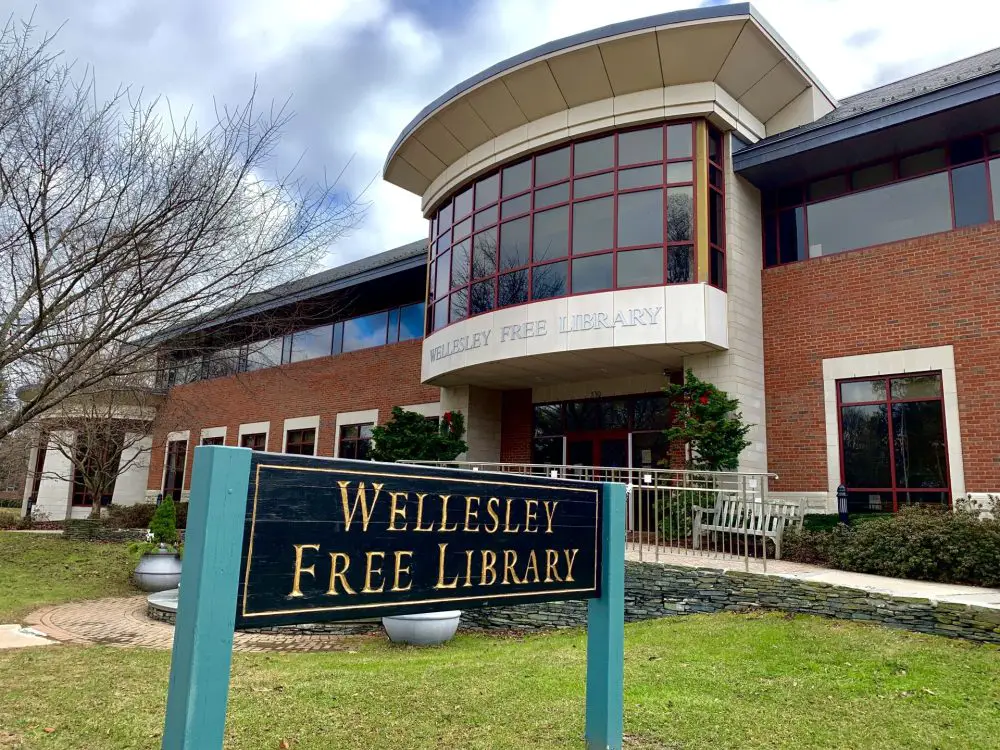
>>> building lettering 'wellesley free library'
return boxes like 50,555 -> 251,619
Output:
23,3 -> 1000,520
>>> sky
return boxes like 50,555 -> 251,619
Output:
9,0 -> 1000,270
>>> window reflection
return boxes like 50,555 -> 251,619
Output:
290,326 -> 333,362
342,311 -> 389,354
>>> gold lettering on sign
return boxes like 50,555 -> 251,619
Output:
289,543 -> 320,597
362,551 -> 386,594
435,543 -> 459,589
502,549 -> 521,585
523,549 -> 540,584
414,493 -> 435,531
392,551 -> 413,592
463,496 -> 480,532
462,549 -> 474,588
523,499 -> 539,533
438,495 -> 459,532
327,552 -> 355,595
563,548 -> 580,583
338,481 -> 383,532
484,497 -> 501,533
388,491 -> 408,531
480,550 -> 497,586
503,499 -> 521,533
544,549 -> 562,583
543,501 -> 559,534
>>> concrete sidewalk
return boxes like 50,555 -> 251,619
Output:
626,545 -> 1000,610
0,624 -> 57,649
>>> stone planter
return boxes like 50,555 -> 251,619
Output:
382,610 -> 461,646
133,545 -> 182,592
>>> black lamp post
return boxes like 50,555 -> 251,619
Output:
837,484 -> 849,525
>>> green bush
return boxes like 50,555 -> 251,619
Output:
0,498 -> 22,508
656,488 -> 717,540
802,512 -> 892,532
104,503 -> 157,529
148,495 -> 178,546
785,506 -> 1000,587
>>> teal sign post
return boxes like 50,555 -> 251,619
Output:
161,445 -> 624,750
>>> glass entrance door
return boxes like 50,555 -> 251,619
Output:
566,433 -> 629,479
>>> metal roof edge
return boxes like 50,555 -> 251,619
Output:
733,71 -> 1000,173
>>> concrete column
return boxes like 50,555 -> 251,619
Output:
440,385 -> 502,462
684,158 -> 767,475
112,434 -> 153,506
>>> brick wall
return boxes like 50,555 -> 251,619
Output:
500,389 -> 533,463
147,340 -> 438,492
762,222 -> 1000,494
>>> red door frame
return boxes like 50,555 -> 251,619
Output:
566,430 -> 631,467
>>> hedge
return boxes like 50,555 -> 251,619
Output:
0,498 -> 22,508
785,505 -> 1000,587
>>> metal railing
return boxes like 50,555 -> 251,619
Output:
401,461 -> 795,572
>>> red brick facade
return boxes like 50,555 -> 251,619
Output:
500,389 -> 533,463
762,222 -> 1000,494
147,340 -> 438,492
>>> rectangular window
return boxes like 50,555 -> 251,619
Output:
342,311 -> 389,354
807,173 -> 952,257
285,429 -> 316,456
240,433 -> 266,451
245,339 -> 284,371
162,440 -> 187,500
339,424 -> 373,460
838,371 -> 949,512
200,436 -> 224,446
290,325 -> 333,362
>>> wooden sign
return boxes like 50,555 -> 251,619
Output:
236,455 -> 602,627
162,446 -> 624,750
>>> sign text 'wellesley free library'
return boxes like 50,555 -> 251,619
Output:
235,454 -> 603,627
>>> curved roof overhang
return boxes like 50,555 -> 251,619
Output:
384,2 -> 835,204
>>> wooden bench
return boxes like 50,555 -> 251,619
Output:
691,496 -> 804,559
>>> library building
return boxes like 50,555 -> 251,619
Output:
21,3 -> 1000,520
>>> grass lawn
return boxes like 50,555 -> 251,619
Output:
0,532 -> 136,623
1,532 -> 998,749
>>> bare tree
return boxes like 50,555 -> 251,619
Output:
0,17 -> 365,443
37,381 -> 158,519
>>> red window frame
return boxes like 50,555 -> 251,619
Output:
240,432 -> 267,451
763,130 -> 1000,268
836,371 -> 951,512
338,423 -> 374,460
284,428 -> 316,456
426,121 -> 706,334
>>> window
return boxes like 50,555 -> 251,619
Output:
339,424 -> 373,460
290,325 -> 333,362
240,433 -> 266,451
707,126 -> 726,289
764,130 -> 1000,267
426,121 -> 704,332
838,372 -> 949,512
162,440 -> 187,500
531,394 -> 671,468
285,429 -> 316,456
71,432 -> 124,507
201,436 -> 225,446
342,311 -> 390,354
246,338 -> 283,371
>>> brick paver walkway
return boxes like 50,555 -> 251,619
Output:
24,597 -> 367,652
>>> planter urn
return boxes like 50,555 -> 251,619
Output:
133,544 -> 182,593
382,610 -> 461,646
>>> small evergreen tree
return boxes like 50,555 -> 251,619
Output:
663,369 -> 752,471
149,495 -> 178,546
370,407 -> 468,463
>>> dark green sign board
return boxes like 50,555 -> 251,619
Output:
236,455 -> 602,627
161,447 -> 624,750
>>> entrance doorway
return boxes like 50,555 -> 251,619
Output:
567,434 -> 629,469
